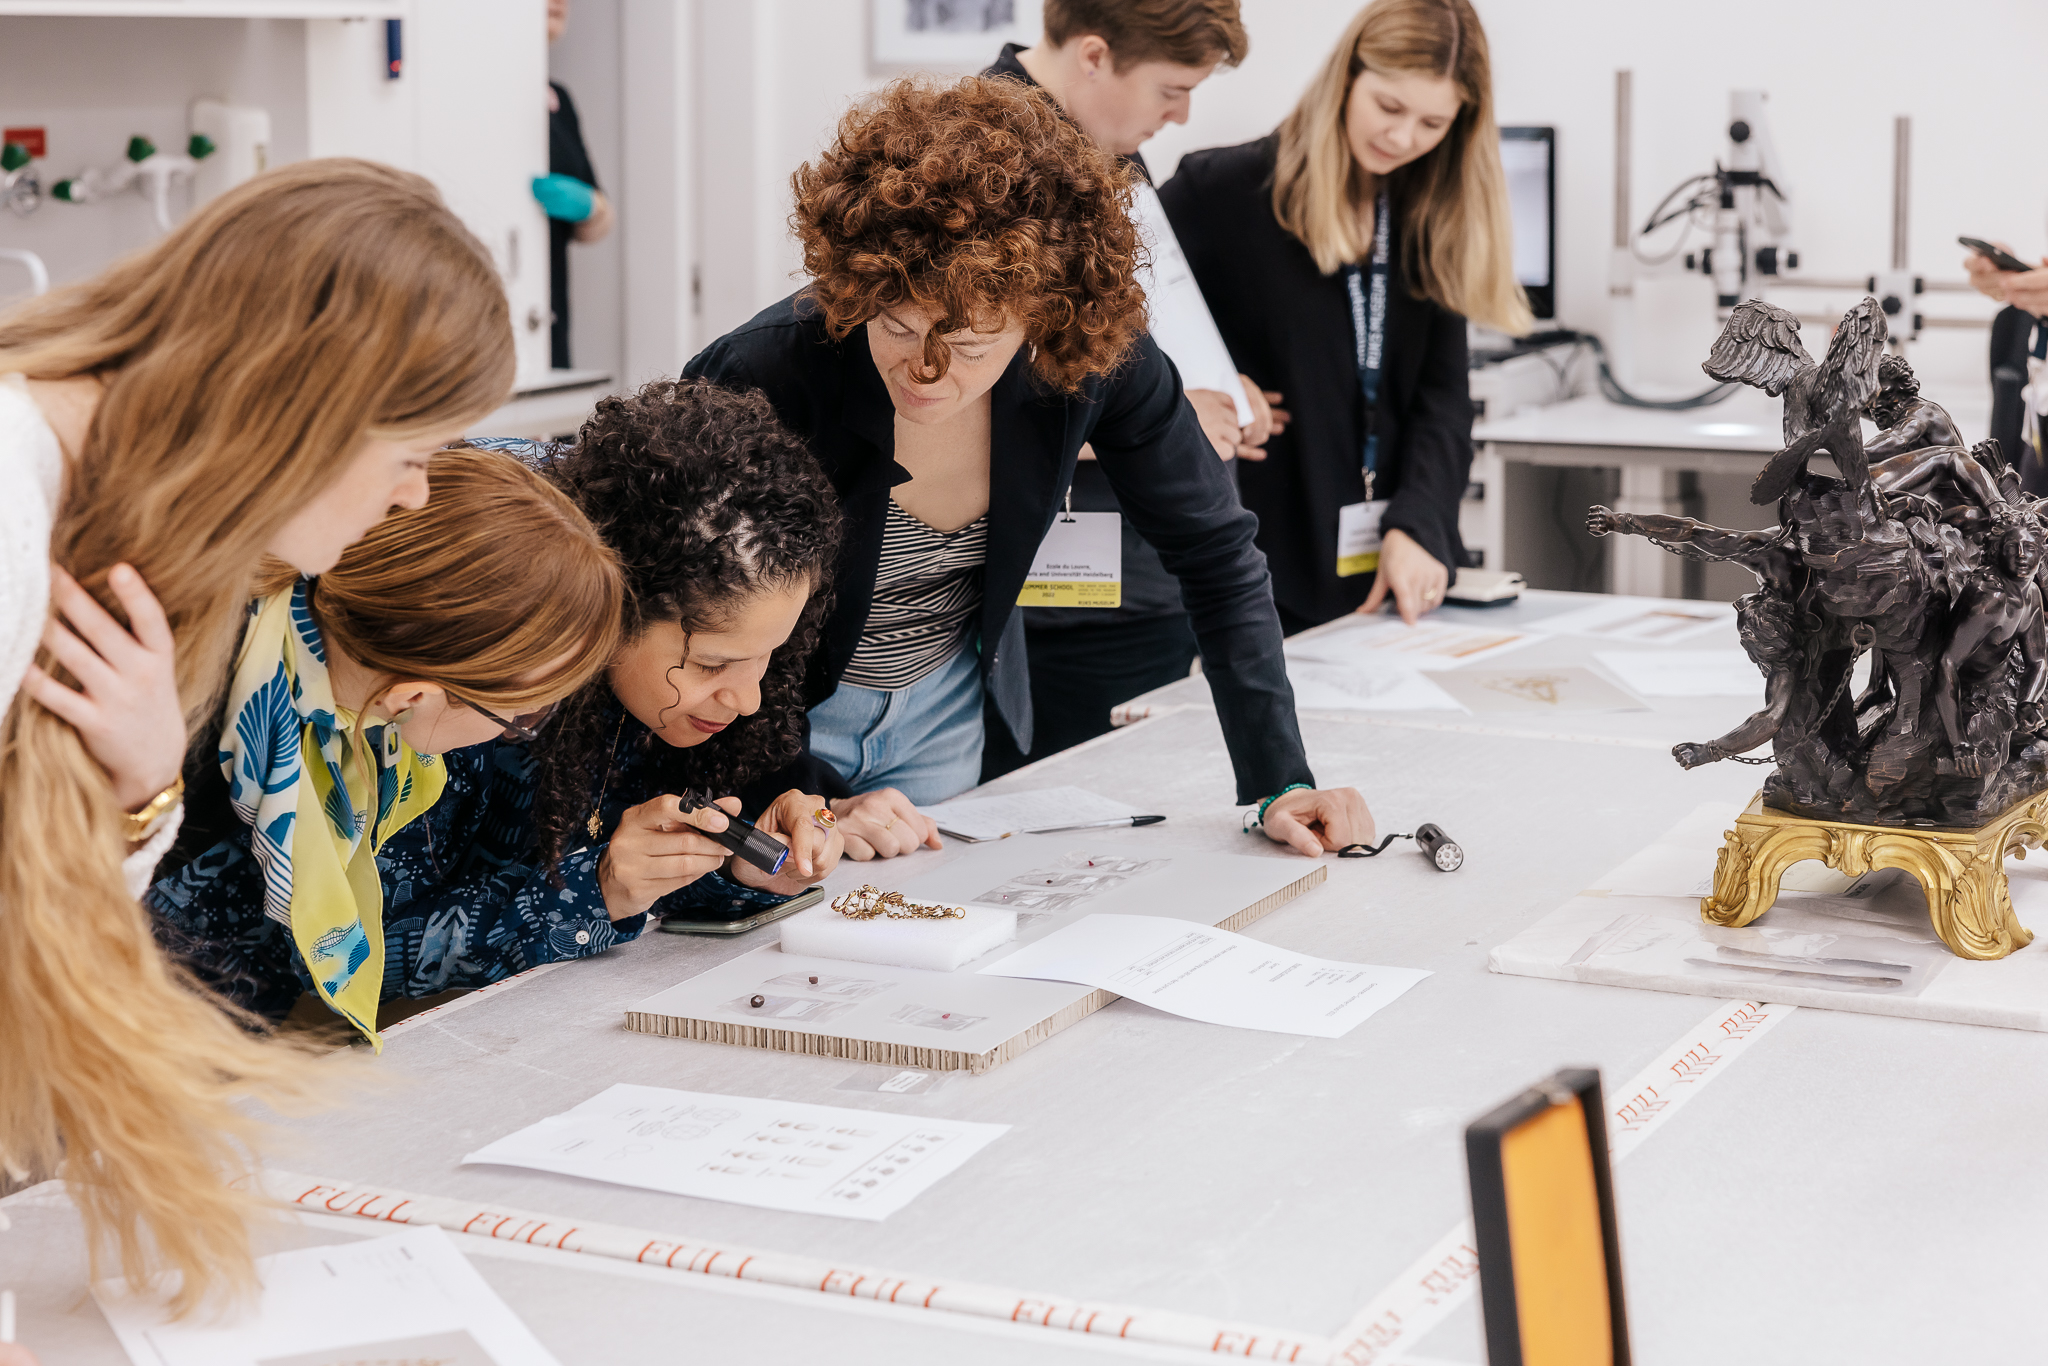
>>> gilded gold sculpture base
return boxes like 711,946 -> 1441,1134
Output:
1703,792 -> 2048,960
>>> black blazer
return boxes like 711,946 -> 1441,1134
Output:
1161,134 -> 1474,626
683,294 -> 1314,804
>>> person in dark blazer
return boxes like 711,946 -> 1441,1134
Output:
979,0 -> 1270,782
685,75 -> 1373,863
1161,0 -> 1530,633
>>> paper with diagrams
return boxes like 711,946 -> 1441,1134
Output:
626,837 -> 1325,1071
1595,648 -> 1761,697
979,913 -> 1431,1037
1428,663 -> 1649,713
463,1083 -> 1008,1222
93,1226 -> 558,1366
1285,615 -> 1542,670
1531,594 -> 1735,642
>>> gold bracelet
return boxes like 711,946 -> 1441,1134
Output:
125,775 -> 184,844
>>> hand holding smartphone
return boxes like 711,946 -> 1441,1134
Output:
1961,236 -> 2035,273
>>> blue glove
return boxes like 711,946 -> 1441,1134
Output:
531,173 -> 595,223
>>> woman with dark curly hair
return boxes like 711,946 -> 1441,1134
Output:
154,381 -> 849,1013
685,75 -> 1372,860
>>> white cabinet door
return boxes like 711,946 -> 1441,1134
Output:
309,0 -> 552,387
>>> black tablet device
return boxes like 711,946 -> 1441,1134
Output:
1465,1067 -> 1630,1366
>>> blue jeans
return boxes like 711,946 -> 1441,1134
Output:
808,644 -> 985,805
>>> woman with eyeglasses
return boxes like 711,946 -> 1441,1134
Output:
147,444 -> 624,1038
191,380 -> 851,991
683,76 -> 1375,861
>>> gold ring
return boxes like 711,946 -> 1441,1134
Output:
882,815 -> 899,831
812,807 -> 837,831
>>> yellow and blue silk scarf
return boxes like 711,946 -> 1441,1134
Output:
219,581 -> 445,1048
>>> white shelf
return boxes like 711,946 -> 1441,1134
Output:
0,1 -> 406,16
470,375 -> 617,444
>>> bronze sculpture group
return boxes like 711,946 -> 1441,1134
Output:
1590,297 -> 2046,832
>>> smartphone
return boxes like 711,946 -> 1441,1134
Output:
1960,236 -> 2035,273
657,884 -> 824,937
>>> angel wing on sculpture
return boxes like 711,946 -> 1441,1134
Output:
1813,295 -> 1888,417
1747,298 -> 1891,505
1701,299 -> 1813,396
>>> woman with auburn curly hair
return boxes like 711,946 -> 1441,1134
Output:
685,75 -> 1371,861
158,381 -> 850,994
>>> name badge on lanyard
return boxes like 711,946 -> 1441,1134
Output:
1336,187 -> 1392,578
1019,492 -> 1122,607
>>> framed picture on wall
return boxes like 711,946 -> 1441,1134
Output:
871,0 -> 1044,68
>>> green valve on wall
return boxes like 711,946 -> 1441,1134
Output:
124,135 -> 155,163
187,134 -> 217,160
0,143 -> 28,173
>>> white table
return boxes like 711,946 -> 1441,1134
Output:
9,592 -> 2047,1365
1471,388 -> 1991,597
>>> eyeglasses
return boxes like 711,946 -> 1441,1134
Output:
447,693 -> 557,744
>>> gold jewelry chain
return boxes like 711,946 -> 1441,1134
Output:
830,884 -> 965,921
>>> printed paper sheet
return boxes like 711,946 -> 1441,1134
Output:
1286,615 -> 1541,670
1428,664 -> 1648,713
980,913 -> 1430,1037
1596,648 -> 1761,697
1534,595 -> 1735,642
463,1083 -> 1007,1221
94,1227 -> 558,1366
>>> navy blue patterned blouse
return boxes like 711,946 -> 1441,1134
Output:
148,707 -> 786,1022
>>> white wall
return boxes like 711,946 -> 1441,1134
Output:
2,6 -> 553,384
691,0 -> 2048,395
0,17 -> 309,301
551,0 -> 625,379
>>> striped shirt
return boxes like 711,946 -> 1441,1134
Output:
842,499 -> 989,690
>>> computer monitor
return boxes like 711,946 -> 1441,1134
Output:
1499,126 -> 1556,321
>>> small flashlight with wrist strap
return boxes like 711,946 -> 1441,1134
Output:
1339,822 -> 1464,872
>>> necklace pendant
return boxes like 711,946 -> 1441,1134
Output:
587,809 -> 603,839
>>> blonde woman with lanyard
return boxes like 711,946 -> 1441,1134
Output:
0,159 -> 512,1331
1160,0 -> 1529,634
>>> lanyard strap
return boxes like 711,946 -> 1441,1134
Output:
1343,188 -> 1392,500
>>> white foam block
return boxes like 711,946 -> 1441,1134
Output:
779,902 -> 1017,971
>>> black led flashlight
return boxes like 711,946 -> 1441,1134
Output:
1338,823 -> 1464,871
678,789 -> 789,877
1414,823 -> 1465,872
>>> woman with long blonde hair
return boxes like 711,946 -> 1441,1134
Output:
150,445 -> 624,1033
1160,0 -> 1529,631
0,158 -> 513,1325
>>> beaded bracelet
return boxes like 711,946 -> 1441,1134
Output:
1248,782 -> 1312,829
